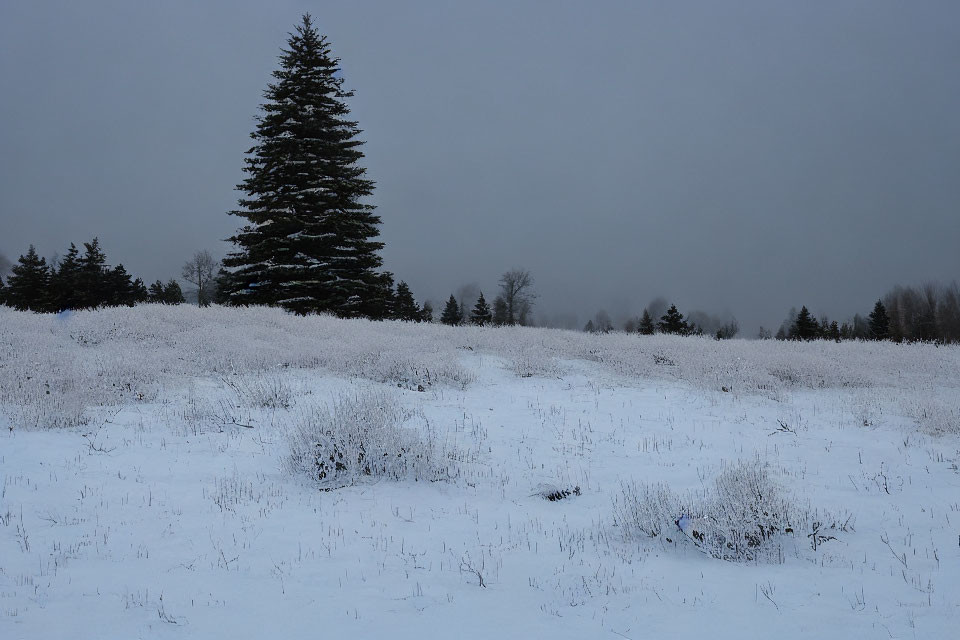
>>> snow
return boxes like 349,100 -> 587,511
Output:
1,305 -> 959,638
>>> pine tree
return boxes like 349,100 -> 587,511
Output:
657,304 -> 689,335
131,278 -> 149,304
393,281 -> 421,321
583,319 -> 596,333
420,301 -> 434,323
470,292 -> 492,326
0,276 -> 6,306
793,306 -> 818,340
212,269 -> 233,305
638,309 -> 655,335
107,264 -> 135,306
839,322 -> 853,341
868,299 -> 890,340
162,280 -> 185,304
78,238 -> 108,308
440,294 -> 461,326
368,272 -> 396,321
51,242 -> 82,311
829,320 -> 841,342
224,15 -> 383,316
6,245 -> 50,311
148,280 -> 166,303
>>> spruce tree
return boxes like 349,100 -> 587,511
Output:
829,320 -> 841,342
470,292 -> 492,326
213,269 -> 234,305
148,280 -> 166,303
393,281 -> 421,321
6,245 -> 50,312
420,301 -> 434,323
131,278 -> 149,304
162,280 -> 185,304
51,242 -> 82,311
224,15 -> 383,316
868,300 -> 890,340
793,306 -> 818,340
367,272 -> 396,321
657,304 -> 689,335
78,238 -> 108,308
107,265 -> 135,306
440,294 -> 461,326
0,276 -> 5,306
638,309 -> 655,335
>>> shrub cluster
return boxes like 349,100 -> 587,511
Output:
285,392 -> 450,486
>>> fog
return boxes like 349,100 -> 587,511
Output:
2,1 -> 958,333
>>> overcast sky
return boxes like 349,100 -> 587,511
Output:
1,1 -> 958,332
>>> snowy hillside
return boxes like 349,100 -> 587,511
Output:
1,305 -> 959,638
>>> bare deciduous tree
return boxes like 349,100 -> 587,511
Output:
182,250 -> 217,306
498,268 -> 536,325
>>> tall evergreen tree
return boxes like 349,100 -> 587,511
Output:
365,272 -> 396,320
131,278 -> 149,304
393,281 -> 421,321
162,280 -> 185,304
106,264 -> 135,306
793,305 -> 818,340
657,304 -> 689,335
51,242 -> 82,311
78,238 -> 108,308
440,294 -> 461,326
0,276 -> 6,306
224,15 -> 383,316
420,301 -> 434,323
638,309 -> 655,335
6,245 -> 50,312
828,320 -> 841,342
148,280 -> 166,303
213,268 -> 234,305
470,292 -> 492,326
868,299 -> 890,340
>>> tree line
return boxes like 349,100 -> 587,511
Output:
437,269 -> 537,327
770,282 -> 960,343
583,300 -> 739,340
0,239 -> 184,312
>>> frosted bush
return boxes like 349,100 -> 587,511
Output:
221,372 -> 293,409
613,459 -> 813,562
901,396 -> 959,436
285,392 -> 451,486
611,481 -> 680,540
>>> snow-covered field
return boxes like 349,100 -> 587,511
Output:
1,305 -> 959,638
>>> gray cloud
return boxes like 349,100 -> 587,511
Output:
2,1 -> 958,333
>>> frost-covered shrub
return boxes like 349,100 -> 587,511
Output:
612,481 -> 680,539
707,460 -> 801,559
221,372 -> 293,409
901,396 -> 959,436
285,392 -> 449,486
613,459 -> 811,562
